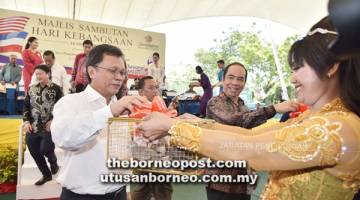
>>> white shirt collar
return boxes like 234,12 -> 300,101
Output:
84,85 -> 117,104
50,63 -> 60,68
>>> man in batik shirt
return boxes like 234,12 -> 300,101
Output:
23,64 -> 63,185
206,62 -> 297,200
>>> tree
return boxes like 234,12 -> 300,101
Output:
193,28 -> 298,104
167,63 -> 198,94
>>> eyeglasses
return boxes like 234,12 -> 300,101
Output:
94,65 -> 126,77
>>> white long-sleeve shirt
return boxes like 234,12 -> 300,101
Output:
146,63 -> 165,84
51,85 -> 124,194
31,63 -> 71,95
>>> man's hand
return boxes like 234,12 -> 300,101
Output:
23,122 -> 33,133
70,80 -> 76,88
110,96 -> 149,117
10,81 -> 16,86
273,101 -> 299,113
177,113 -> 199,120
45,120 -> 52,132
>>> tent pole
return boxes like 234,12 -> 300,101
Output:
73,0 -> 76,20
266,23 -> 289,101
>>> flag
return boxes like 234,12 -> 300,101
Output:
0,16 -> 30,66
0,16 -> 73,76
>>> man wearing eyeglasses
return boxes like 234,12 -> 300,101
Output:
51,44 -> 147,200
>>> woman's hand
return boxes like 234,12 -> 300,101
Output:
137,112 -> 174,141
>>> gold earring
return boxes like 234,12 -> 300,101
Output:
327,74 -> 331,78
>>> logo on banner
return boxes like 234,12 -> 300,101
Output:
144,35 -> 152,43
138,34 -> 159,50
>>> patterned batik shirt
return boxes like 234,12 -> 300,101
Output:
23,81 -> 63,133
205,93 -> 276,194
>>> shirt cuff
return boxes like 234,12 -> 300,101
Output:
264,105 -> 276,119
93,106 -> 114,131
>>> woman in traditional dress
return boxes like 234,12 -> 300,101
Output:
138,17 -> 360,200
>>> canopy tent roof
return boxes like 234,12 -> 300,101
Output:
0,0 -> 328,33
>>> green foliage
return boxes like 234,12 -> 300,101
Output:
168,26 -> 298,104
167,63 -> 197,94
198,29 -> 298,103
0,146 -> 18,183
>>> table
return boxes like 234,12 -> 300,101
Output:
0,89 -> 23,115
178,100 -> 200,115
